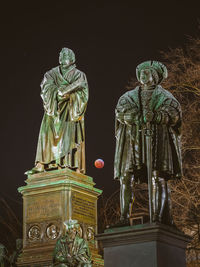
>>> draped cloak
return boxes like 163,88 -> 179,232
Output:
114,85 -> 182,182
53,235 -> 92,266
35,64 -> 88,173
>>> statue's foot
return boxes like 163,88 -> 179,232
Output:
47,163 -> 58,170
25,163 -> 44,175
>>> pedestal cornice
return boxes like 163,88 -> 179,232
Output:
97,223 -> 191,249
18,168 -> 102,195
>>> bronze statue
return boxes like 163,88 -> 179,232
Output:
114,61 -> 182,226
9,239 -> 22,267
0,244 -> 9,267
53,220 -> 92,267
26,48 -> 88,175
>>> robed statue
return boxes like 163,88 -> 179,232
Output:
53,220 -> 92,267
26,48 -> 88,175
114,61 -> 182,226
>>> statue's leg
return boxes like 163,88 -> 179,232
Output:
152,177 -> 174,225
152,173 -> 160,222
158,178 -> 167,223
129,175 -> 135,218
120,173 -> 132,222
163,181 -> 174,225
152,173 -> 168,223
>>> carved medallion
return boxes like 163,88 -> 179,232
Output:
87,226 -> 94,241
46,224 -> 59,240
28,225 -> 41,241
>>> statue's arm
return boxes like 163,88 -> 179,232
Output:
156,99 -> 181,126
53,240 -> 67,264
58,72 -> 88,97
116,96 -> 139,125
40,71 -> 59,116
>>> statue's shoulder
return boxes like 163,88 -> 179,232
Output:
119,87 -> 139,100
156,85 -> 172,96
127,86 -> 139,97
44,66 -> 59,77
116,87 -> 139,109
156,85 -> 179,103
72,67 -> 86,79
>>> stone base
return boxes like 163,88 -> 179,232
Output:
17,168 -> 104,266
17,247 -> 104,267
96,223 -> 191,267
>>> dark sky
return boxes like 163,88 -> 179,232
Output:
0,1 -> 199,215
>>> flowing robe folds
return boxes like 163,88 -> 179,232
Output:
114,85 -> 182,183
53,235 -> 92,267
35,64 -> 88,173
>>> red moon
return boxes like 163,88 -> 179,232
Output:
94,159 -> 104,169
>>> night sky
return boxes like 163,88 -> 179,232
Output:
1,1 -> 200,217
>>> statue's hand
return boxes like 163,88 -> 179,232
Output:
58,86 -> 69,97
144,111 -> 169,125
154,111 -> 169,125
57,91 -> 70,101
62,93 -> 70,99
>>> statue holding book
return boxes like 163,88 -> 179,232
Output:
26,48 -> 88,175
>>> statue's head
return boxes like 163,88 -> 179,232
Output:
63,219 -> 79,239
136,61 -> 168,86
59,48 -> 75,67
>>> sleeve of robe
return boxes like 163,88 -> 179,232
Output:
114,93 -> 139,180
68,71 -> 89,122
40,70 -> 58,117
156,97 -> 182,178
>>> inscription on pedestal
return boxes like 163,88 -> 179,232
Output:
72,192 -> 96,224
26,193 -> 61,222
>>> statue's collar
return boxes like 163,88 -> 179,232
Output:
59,63 -> 76,77
141,84 -> 156,91
128,85 -> 165,110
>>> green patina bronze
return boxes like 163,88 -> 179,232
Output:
0,244 -> 9,267
18,178 -> 102,194
53,220 -> 92,267
26,48 -> 88,175
9,239 -> 22,267
114,60 -> 182,226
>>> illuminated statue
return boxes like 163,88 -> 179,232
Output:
114,61 -> 182,226
26,48 -> 88,175
53,220 -> 92,267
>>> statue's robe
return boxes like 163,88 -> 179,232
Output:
53,235 -> 92,267
114,85 -> 182,182
35,64 -> 88,173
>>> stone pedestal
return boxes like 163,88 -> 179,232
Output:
96,223 -> 191,267
17,168 -> 104,266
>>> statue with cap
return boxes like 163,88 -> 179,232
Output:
53,219 -> 92,267
114,60 -> 182,226
26,48 -> 88,175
